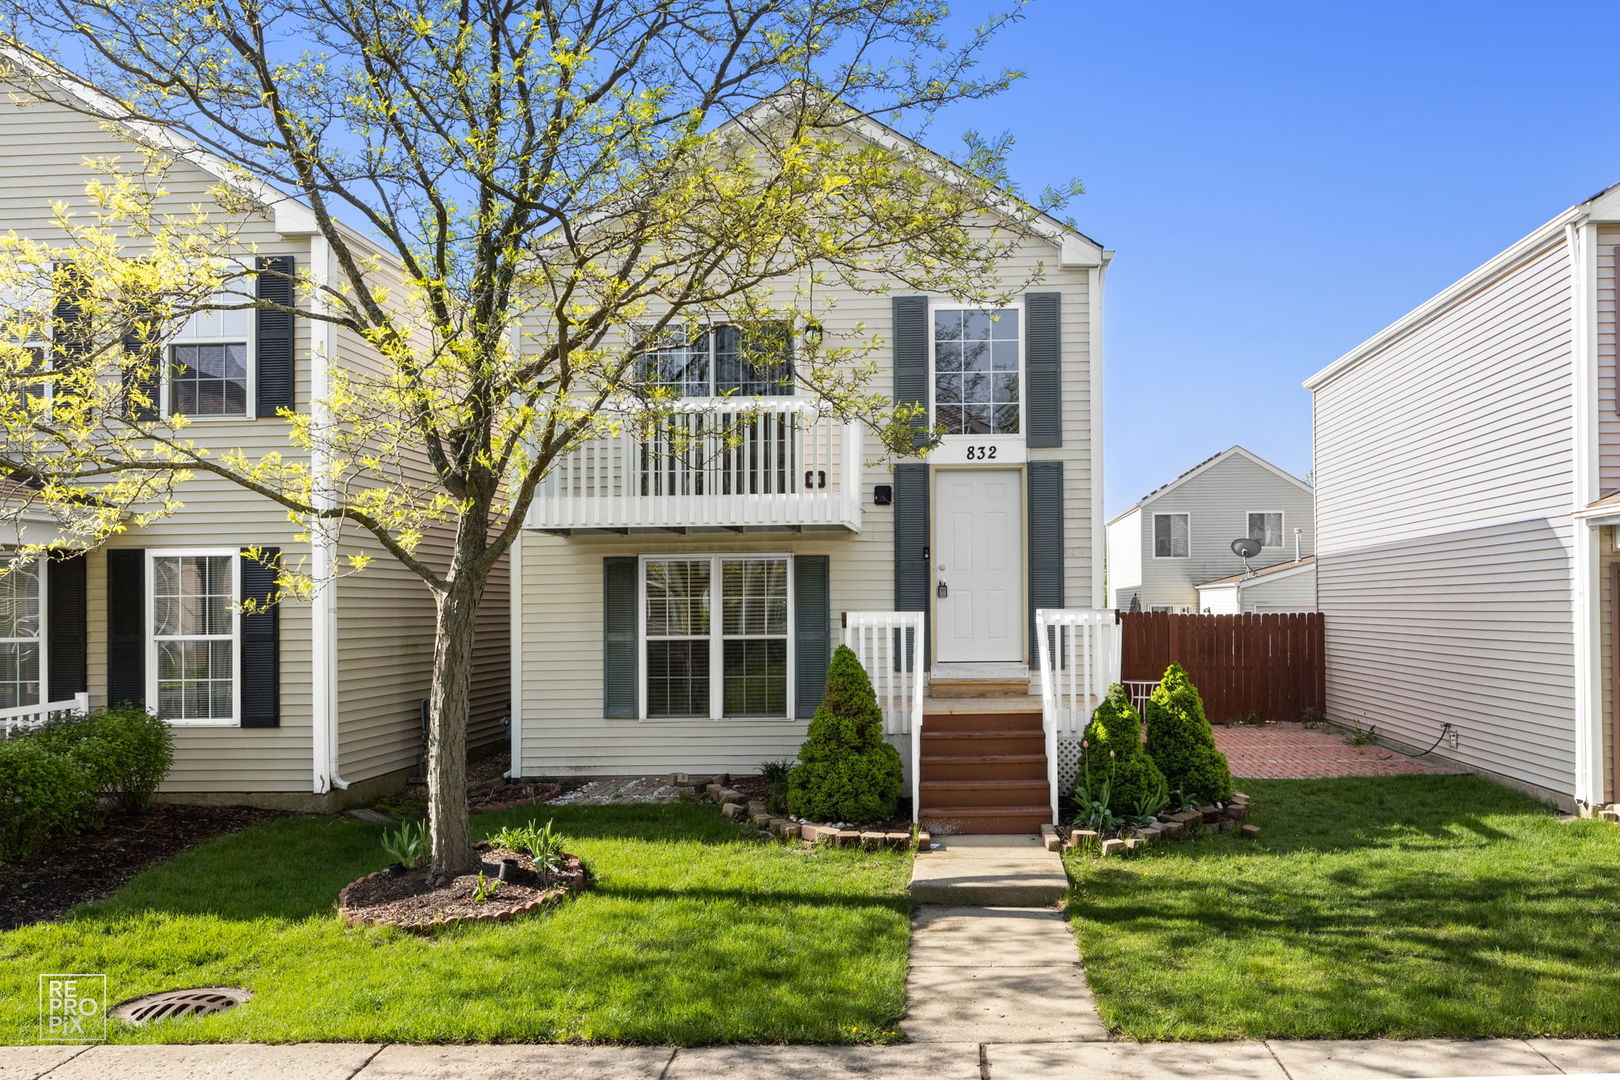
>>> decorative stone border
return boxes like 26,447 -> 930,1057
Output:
678,771 -> 930,851
1047,791 -> 1258,856
337,851 -> 586,934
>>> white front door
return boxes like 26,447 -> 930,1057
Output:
934,468 -> 1023,663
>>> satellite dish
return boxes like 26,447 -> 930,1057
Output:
1230,538 -> 1262,559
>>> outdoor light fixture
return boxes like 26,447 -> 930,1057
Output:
802,320 -> 824,347
874,484 -> 893,505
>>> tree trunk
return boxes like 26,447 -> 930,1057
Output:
425,569 -> 486,880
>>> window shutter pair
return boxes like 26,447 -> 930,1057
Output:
104,547 -> 280,726
892,291 -> 1062,446
600,555 -> 833,719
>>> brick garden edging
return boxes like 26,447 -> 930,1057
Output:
1046,791 -> 1258,856
337,851 -> 586,934
663,771 -> 930,852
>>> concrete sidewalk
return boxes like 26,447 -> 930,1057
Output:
4,1038 -> 1619,1079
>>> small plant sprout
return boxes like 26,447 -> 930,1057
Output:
491,819 -> 567,872
381,820 -> 430,869
471,872 -> 502,904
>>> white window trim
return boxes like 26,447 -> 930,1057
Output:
0,556 -> 47,709
636,553 -> 796,723
146,547 -> 241,727
1152,512 -> 1191,559
163,338 -> 256,421
1246,510 -> 1285,549
927,298 -> 1026,440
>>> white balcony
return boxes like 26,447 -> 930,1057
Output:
528,399 -> 864,533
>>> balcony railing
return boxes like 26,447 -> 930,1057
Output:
528,399 -> 863,532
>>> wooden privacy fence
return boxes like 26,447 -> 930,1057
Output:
1119,612 -> 1324,724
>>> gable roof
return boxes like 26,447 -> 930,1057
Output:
720,88 -> 1110,268
1196,555 -> 1316,590
1107,445 -> 1313,525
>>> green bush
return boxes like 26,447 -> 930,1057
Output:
786,645 -> 902,824
1076,684 -> 1168,821
1143,663 -> 1234,804
35,706 -> 173,813
0,737 -> 97,862
0,706 -> 174,863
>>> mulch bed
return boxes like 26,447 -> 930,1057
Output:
339,842 -> 585,933
0,804 -> 284,930
468,781 -> 563,813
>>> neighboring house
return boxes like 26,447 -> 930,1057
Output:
1305,182 -> 1620,811
1106,446 -> 1316,613
0,81 -> 508,809
509,111 -> 1111,832
1196,556 -> 1317,614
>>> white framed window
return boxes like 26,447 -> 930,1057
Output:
0,561 -> 43,709
930,304 -> 1021,436
1247,511 -> 1284,548
148,549 -> 240,726
640,554 -> 792,720
640,322 -> 794,399
1153,513 -> 1189,558
165,299 -> 253,418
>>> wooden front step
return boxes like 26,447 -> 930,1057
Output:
920,729 -> 1045,757
920,753 -> 1046,781
929,677 -> 1031,699
920,778 -> 1048,809
923,709 -> 1043,733
919,805 -> 1050,835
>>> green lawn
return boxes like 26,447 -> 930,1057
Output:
1068,775 -> 1620,1041
0,802 -> 912,1045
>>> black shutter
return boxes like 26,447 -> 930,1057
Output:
892,295 -> 929,448
1027,461 -> 1065,662
45,554 -> 87,700
1025,292 -> 1062,448
793,555 -> 830,718
106,548 -> 145,708
122,311 -> 161,422
240,547 -> 280,728
52,264 -> 90,370
893,462 -> 929,668
603,556 -> 638,718
256,255 -> 295,415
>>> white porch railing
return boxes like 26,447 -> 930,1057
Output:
843,611 -> 925,825
1122,680 -> 1159,716
0,692 -> 91,739
1034,609 -> 1122,823
529,399 -> 863,532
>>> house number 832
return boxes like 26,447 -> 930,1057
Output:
964,445 -> 997,460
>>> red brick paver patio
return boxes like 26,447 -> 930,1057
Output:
1213,723 -> 1462,779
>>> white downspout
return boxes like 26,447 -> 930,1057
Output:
1568,219 -> 1603,807
309,232 -> 348,793
1089,255 -> 1112,609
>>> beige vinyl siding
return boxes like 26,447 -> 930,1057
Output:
516,228 -> 1099,776
0,90 -> 329,792
1106,508 -> 1141,607
1598,226 -> 1620,493
1130,453 -> 1315,611
1311,235 -> 1578,799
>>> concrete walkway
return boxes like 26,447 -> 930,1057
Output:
6,1039 -> 1619,1079
904,833 -> 1106,1046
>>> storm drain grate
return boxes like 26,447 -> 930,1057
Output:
111,987 -> 252,1025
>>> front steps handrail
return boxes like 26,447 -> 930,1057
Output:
1034,609 -> 1122,823
844,610 -> 926,824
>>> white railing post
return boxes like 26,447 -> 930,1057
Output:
843,610 -> 925,826
0,692 -> 94,739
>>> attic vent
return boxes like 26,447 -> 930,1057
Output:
111,987 -> 252,1025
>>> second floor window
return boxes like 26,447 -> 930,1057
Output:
1153,513 -> 1189,558
169,343 -> 249,417
1247,512 -> 1284,548
934,307 -> 1020,435
641,323 -> 794,398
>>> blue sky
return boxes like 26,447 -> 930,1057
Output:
929,1 -> 1620,514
